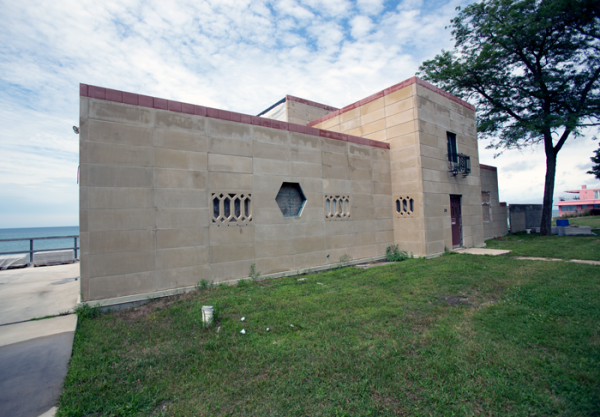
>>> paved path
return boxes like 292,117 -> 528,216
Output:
513,256 -> 600,265
454,248 -> 600,265
453,248 -> 511,256
0,263 -> 80,325
0,264 -> 80,417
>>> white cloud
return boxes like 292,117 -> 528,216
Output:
356,0 -> 385,15
301,0 -> 352,18
275,0 -> 315,20
396,0 -> 424,11
350,15 -> 374,38
4,0 -> 589,228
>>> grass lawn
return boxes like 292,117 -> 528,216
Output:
486,232 -> 600,261
59,255 -> 600,416
552,215 -> 600,229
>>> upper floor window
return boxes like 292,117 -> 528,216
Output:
447,131 -> 471,177
447,132 -> 457,163
595,190 -> 599,199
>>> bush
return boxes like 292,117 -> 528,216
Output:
386,245 -> 409,262
561,209 -> 596,218
73,303 -> 101,319
339,254 -> 352,266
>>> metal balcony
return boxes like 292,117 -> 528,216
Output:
448,153 -> 471,177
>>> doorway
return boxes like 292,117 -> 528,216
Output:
450,195 -> 462,248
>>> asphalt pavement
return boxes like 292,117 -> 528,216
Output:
0,264 -> 79,417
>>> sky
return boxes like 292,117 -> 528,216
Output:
0,0 -> 598,228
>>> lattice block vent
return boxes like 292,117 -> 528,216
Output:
394,196 -> 415,217
212,193 -> 252,225
325,195 -> 350,220
482,191 -> 491,223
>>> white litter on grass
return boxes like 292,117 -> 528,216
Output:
241,317 -> 246,321
217,327 -> 221,333
266,328 -> 270,332
240,329 -> 246,334
298,278 -> 306,281
317,282 -> 324,285
290,324 -> 294,328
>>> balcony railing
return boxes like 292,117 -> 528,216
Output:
448,153 -> 471,177
0,235 -> 79,264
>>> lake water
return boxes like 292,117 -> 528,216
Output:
0,226 -> 79,256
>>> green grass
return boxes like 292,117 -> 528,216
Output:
58,256 -> 600,416
487,232 -> 600,261
553,215 -> 600,229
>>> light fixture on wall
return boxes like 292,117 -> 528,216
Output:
73,126 -> 80,134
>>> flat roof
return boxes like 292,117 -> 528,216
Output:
79,84 -> 389,150
307,76 -> 476,128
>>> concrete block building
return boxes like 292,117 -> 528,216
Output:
78,76 -> 507,302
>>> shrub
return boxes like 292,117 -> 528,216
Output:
196,279 -> 212,291
249,263 -> 261,281
386,245 -> 409,262
73,303 -> 101,319
339,254 -> 352,266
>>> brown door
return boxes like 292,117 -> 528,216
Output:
450,195 -> 462,248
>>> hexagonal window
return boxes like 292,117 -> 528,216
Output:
276,182 -> 306,217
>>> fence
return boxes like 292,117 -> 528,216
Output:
0,235 -> 79,263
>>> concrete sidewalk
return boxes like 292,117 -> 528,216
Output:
453,248 -> 600,265
0,264 -> 80,417
453,247 -> 511,256
0,263 -> 80,325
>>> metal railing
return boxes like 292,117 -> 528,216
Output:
0,235 -> 79,263
448,153 -> 471,177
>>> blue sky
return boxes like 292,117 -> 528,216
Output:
0,0 -> 598,228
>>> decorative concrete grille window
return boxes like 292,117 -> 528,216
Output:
394,196 -> 415,217
595,190 -> 600,199
275,182 -> 306,217
562,205 -> 576,212
325,195 -> 350,220
482,191 -> 491,223
212,193 -> 252,225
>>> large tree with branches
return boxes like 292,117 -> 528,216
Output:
419,0 -> 600,235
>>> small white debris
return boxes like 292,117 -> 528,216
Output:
317,282 -> 324,285
241,317 -> 246,321
217,327 -> 221,333
290,324 -> 294,328
240,329 -> 246,334
266,328 -> 270,332
298,278 -> 306,282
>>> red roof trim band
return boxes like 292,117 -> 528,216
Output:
307,76 -> 476,127
285,95 -> 338,112
80,84 -> 389,150
479,164 -> 497,171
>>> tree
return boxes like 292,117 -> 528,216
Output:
418,0 -> 600,235
588,142 -> 600,180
